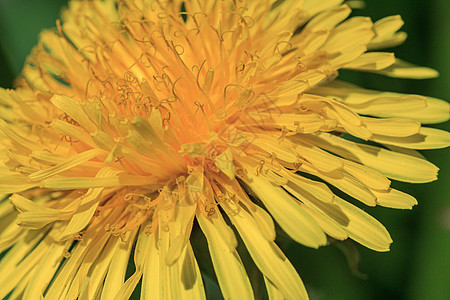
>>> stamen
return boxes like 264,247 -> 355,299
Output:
73,232 -> 83,241
192,100 -> 213,131
255,160 -> 265,175
278,126 -> 290,141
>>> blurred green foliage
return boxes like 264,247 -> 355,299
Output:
0,0 -> 448,299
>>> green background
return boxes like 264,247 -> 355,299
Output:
0,0 -> 448,299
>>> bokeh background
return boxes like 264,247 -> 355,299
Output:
0,0 -> 448,299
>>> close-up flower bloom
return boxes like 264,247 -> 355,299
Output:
0,0 -> 449,299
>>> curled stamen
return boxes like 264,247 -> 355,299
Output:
236,168 -> 247,177
256,160 -> 265,175
297,61 -> 307,71
144,225 -> 152,236
140,51 -> 155,68
131,34 -> 153,44
216,193 -> 225,203
209,149 -> 218,160
244,50 -> 260,61
223,83 -> 244,108
298,103 -> 309,112
162,111 -> 171,129
240,90 -> 256,110
61,113 -> 80,126
171,76 -> 183,102
241,15 -> 255,28
235,60 -> 245,72
275,41 -> 293,53
124,71 -> 140,86
292,120 -> 299,129
292,161 -> 302,173
173,44 -> 185,55
190,12 -> 208,27
155,96 -> 177,108
173,30 -> 188,39
113,93 -> 128,106
195,60 -> 207,89
278,126 -> 290,141
210,21 -> 224,42
269,152 -> 277,165
187,27 -> 200,36
206,206 -> 216,217
73,232 -> 83,241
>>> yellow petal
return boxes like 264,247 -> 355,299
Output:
102,232 -> 137,300
333,196 -> 392,251
142,233 -> 206,300
46,210 -> 121,299
66,229 -> 112,300
373,59 -> 439,79
28,149 -> 105,181
374,188 -> 418,209
0,233 -> 50,299
240,166 -> 327,248
164,198 -> 196,266
264,276 -> 285,300
371,127 -> 450,149
371,15 -> 404,41
289,138 -> 344,172
292,28 -> 329,56
0,222 -> 24,252
302,0 -> 345,19
305,5 -> 351,31
81,237 -> 120,299
56,169 -> 118,241
50,119 -> 97,148
197,212 -> 254,300
252,136 -> 298,163
222,200 -> 308,300
305,133 -> 439,183
149,108 -> 164,137
0,229 -> 43,282
214,148 -> 236,180
325,17 -> 374,57
314,81 -> 449,123
369,15 -> 407,50
389,96 -> 450,124
301,203 -> 349,240
301,164 -> 377,206
344,52 -> 395,71
112,269 -> 143,300
82,99 -> 102,127
342,161 -> 391,191
0,119 -> 40,151
250,205 -> 277,241
362,117 -> 421,137
57,188 -> 104,241
125,129 -> 158,159
50,95 -> 98,132
0,174 -> 38,193
283,171 -> 335,203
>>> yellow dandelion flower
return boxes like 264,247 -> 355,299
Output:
0,0 -> 449,299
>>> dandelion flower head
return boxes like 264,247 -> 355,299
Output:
0,0 -> 449,299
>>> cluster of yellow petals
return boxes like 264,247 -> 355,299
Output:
0,0 -> 449,299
